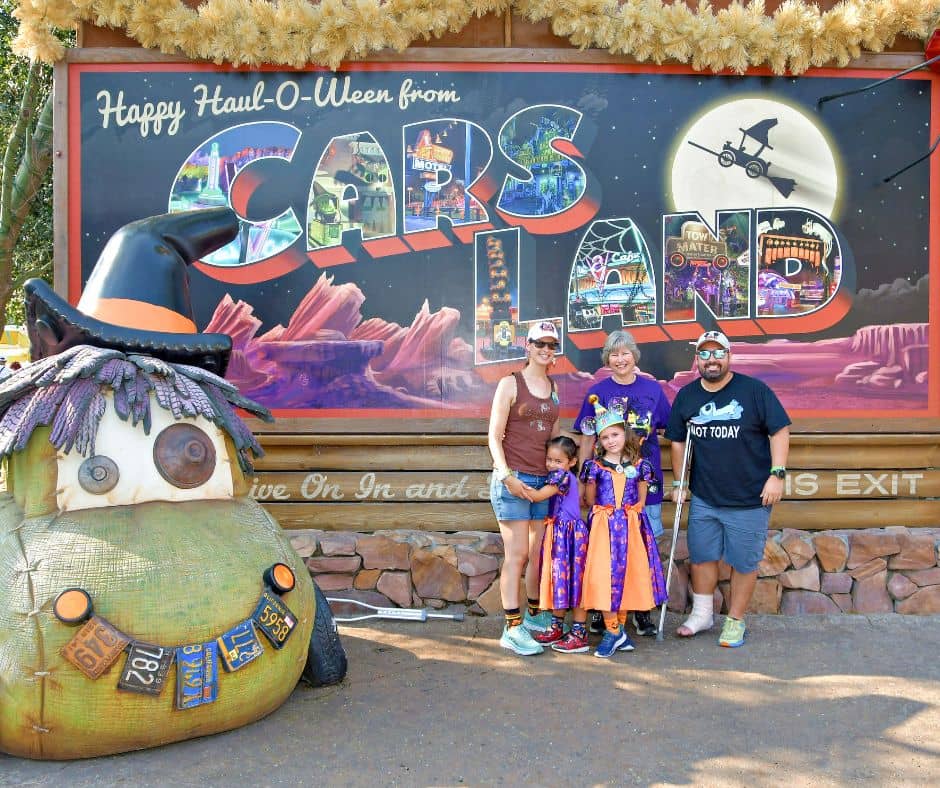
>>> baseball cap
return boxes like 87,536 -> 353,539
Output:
526,321 -> 560,342
693,330 -> 731,351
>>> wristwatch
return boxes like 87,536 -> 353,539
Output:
770,466 -> 787,479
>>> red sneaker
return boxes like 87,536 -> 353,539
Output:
534,623 -> 564,644
551,630 -> 589,653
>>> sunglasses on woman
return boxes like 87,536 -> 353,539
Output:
696,349 -> 728,360
530,339 -> 559,350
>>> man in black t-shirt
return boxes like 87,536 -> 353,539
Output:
665,330 -> 790,648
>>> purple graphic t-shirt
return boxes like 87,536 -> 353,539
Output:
574,374 -> 671,504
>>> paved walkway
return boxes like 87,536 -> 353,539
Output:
4,614 -> 940,786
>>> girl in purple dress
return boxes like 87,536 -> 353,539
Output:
578,396 -> 668,658
521,437 -> 589,646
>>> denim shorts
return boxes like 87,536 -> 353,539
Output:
686,495 -> 771,573
645,503 -> 664,538
490,471 -> 550,522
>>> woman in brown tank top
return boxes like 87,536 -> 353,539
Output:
487,321 -> 561,656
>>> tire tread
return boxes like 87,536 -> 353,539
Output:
302,581 -> 348,687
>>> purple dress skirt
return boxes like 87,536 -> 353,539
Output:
579,459 -> 668,612
538,470 -> 589,611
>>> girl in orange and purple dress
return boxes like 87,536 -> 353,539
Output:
555,395 -> 668,658
520,436 -> 589,646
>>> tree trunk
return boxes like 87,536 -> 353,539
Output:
0,61 -> 53,324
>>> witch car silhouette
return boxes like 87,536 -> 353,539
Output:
688,118 -> 797,198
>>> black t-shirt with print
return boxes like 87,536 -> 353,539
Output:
665,373 -> 791,508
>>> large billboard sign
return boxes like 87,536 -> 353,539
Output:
64,59 -> 938,424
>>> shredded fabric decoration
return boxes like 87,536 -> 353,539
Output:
0,344 -> 273,472
9,0 -> 940,73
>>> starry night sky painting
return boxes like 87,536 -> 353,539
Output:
69,63 -> 937,422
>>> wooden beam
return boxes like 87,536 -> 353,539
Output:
253,444 -> 491,472
264,501 -> 495,532
261,498 -> 940,532
254,433 -> 940,471
742,499 -> 940,530
257,433 -> 486,447
52,62 -> 70,301
248,417 -> 491,435
250,471 -> 493,503
257,433 -> 940,448
247,415 -> 940,435
249,469 -> 940,503
661,499 -> 940,530
256,430 -> 940,446
65,47 -> 926,73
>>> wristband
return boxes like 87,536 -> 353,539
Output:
671,480 -> 686,488
494,466 -> 513,482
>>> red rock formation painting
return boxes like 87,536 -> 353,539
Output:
206,274 -> 485,409
208,271 -> 929,414
664,323 -> 929,411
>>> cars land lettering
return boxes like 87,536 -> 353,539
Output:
170,106 -> 848,339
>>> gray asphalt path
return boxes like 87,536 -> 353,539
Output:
4,614 -> 940,786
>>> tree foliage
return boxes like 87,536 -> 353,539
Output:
0,1 -> 66,326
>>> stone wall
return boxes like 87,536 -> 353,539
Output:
664,526 -> 940,615
289,526 -> 940,616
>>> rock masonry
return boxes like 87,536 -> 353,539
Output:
291,526 -> 940,616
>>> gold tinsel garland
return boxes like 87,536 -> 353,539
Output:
11,0 -> 940,73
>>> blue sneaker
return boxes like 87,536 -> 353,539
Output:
617,629 -> 635,652
523,610 -> 552,632
594,627 -> 627,659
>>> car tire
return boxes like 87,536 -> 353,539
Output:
745,161 -> 764,178
302,581 -> 348,687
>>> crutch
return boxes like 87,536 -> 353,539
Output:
656,426 -> 693,642
327,597 -> 465,623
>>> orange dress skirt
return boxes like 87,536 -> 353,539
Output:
580,469 -> 657,612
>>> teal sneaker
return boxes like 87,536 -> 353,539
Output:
719,616 -> 746,648
523,610 -> 553,632
500,624 -> 544,656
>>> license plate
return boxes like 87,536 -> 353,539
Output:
217,620 -> 264,672
251,590 -> 297,649
62,616 -> 130,680
117,641 -> 174,695
175,642 -> 219,709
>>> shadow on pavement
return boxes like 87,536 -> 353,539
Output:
3,613 -> 940,786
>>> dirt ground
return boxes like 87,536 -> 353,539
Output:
4,613 -> 940,786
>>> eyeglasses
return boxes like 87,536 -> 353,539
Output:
530,340 -> 559,350
696,349 -> 728,360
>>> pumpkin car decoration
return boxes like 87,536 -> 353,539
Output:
0,207 -> 346,760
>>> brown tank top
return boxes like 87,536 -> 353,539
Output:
501,371 -> 559,475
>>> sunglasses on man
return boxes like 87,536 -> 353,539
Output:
530,339 -> 559,350
696,349 -> 728,360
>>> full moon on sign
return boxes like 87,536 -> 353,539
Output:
670,97 -> 839,221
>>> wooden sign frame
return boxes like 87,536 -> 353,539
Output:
53,49 -> 940,435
